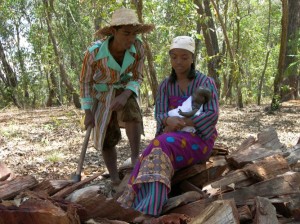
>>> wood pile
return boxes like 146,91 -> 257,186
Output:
1,127 -> 300,224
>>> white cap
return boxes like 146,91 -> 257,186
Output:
169,36 -> 195,54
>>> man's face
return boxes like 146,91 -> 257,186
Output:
112,25 -> 139,50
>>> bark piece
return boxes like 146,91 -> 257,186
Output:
66,185 -> 141,222
211,143 -> 229,156
227,127 -> 285,168
51,172 -> 101,199
86,218 -> 129,224
0,175 -> 38,200
0,197 -> 80,224
33,179 -> 74,196
285,144 -> 300,166
219,172 -> 300,205
253,196 -> 279,224
0,162 -> 15,181
238,205 -> 252,223
286,193 -> 300,221
242,154 -> 290,181
133,213 -> 191,224
189,199 -> 239,224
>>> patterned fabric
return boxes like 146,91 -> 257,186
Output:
155,71 -> 219,140
117,91 -> 218,216
133,182 -> 168,216
79,36 -> 144,150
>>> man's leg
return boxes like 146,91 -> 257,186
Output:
102,147 -> 120,184
125,121 -> 141,167
102,111 -> 121,184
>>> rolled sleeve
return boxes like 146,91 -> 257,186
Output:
129,40 -> 144,97
125,80 -> 140,96
79,50 -> 95,110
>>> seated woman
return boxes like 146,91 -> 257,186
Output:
117,36 -> 219,220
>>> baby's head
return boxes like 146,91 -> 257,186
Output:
192,86 -> 212,106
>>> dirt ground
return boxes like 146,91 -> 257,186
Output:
0,100 -> 299,194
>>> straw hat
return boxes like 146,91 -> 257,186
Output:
96,8 -> 154,36
170,36 -> 195,54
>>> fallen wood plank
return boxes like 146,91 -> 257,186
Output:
226,127 -> 285,168
33,179 -> 74,196
0,198 -> 80,224
253,196 -> 279,224
162,191 -> 203,214
0,175 -> 38,200
187,164 -> 227,188
179,180 -> 209,198
172,163 -> 207,185
189,199 -> 239,224
66,185 -> 141,222
210,169 -> 248,189
51,172 -> 101,199
218,172 -> 300,205
166,197 -> 214,217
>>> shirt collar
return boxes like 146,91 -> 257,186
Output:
95,36 -> 136,61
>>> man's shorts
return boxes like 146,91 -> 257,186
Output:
103,95 -> 143,149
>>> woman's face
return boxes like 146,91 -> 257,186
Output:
169,48 -> 193,75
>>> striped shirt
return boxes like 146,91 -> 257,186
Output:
80,36 -> 144,110
155,71 -> 219,139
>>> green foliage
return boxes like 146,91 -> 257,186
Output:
0,0 -> 295,108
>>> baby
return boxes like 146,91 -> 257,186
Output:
168,86 -> 212,133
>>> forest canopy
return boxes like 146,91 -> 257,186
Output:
0,0 -> 299,110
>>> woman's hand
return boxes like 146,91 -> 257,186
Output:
165,117 -> 186,131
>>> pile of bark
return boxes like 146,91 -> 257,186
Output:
1,127 -> 300,224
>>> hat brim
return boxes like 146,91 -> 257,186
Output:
95,24 -> 154,37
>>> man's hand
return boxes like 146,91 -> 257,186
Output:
110,90 -> 132,111
84,109 -> 95,129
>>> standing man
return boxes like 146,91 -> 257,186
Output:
79,8 -> 154,187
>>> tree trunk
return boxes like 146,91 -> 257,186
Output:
271,0 -> 288,110
281,0 -> 300,101
133,0 -> 158,103
43,0 -> 81,108
211,0 -> 241,106
258,0 -> 272,106
15,21 -> 29,106
194,0 -> 222,92
0,41 -> 21,108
